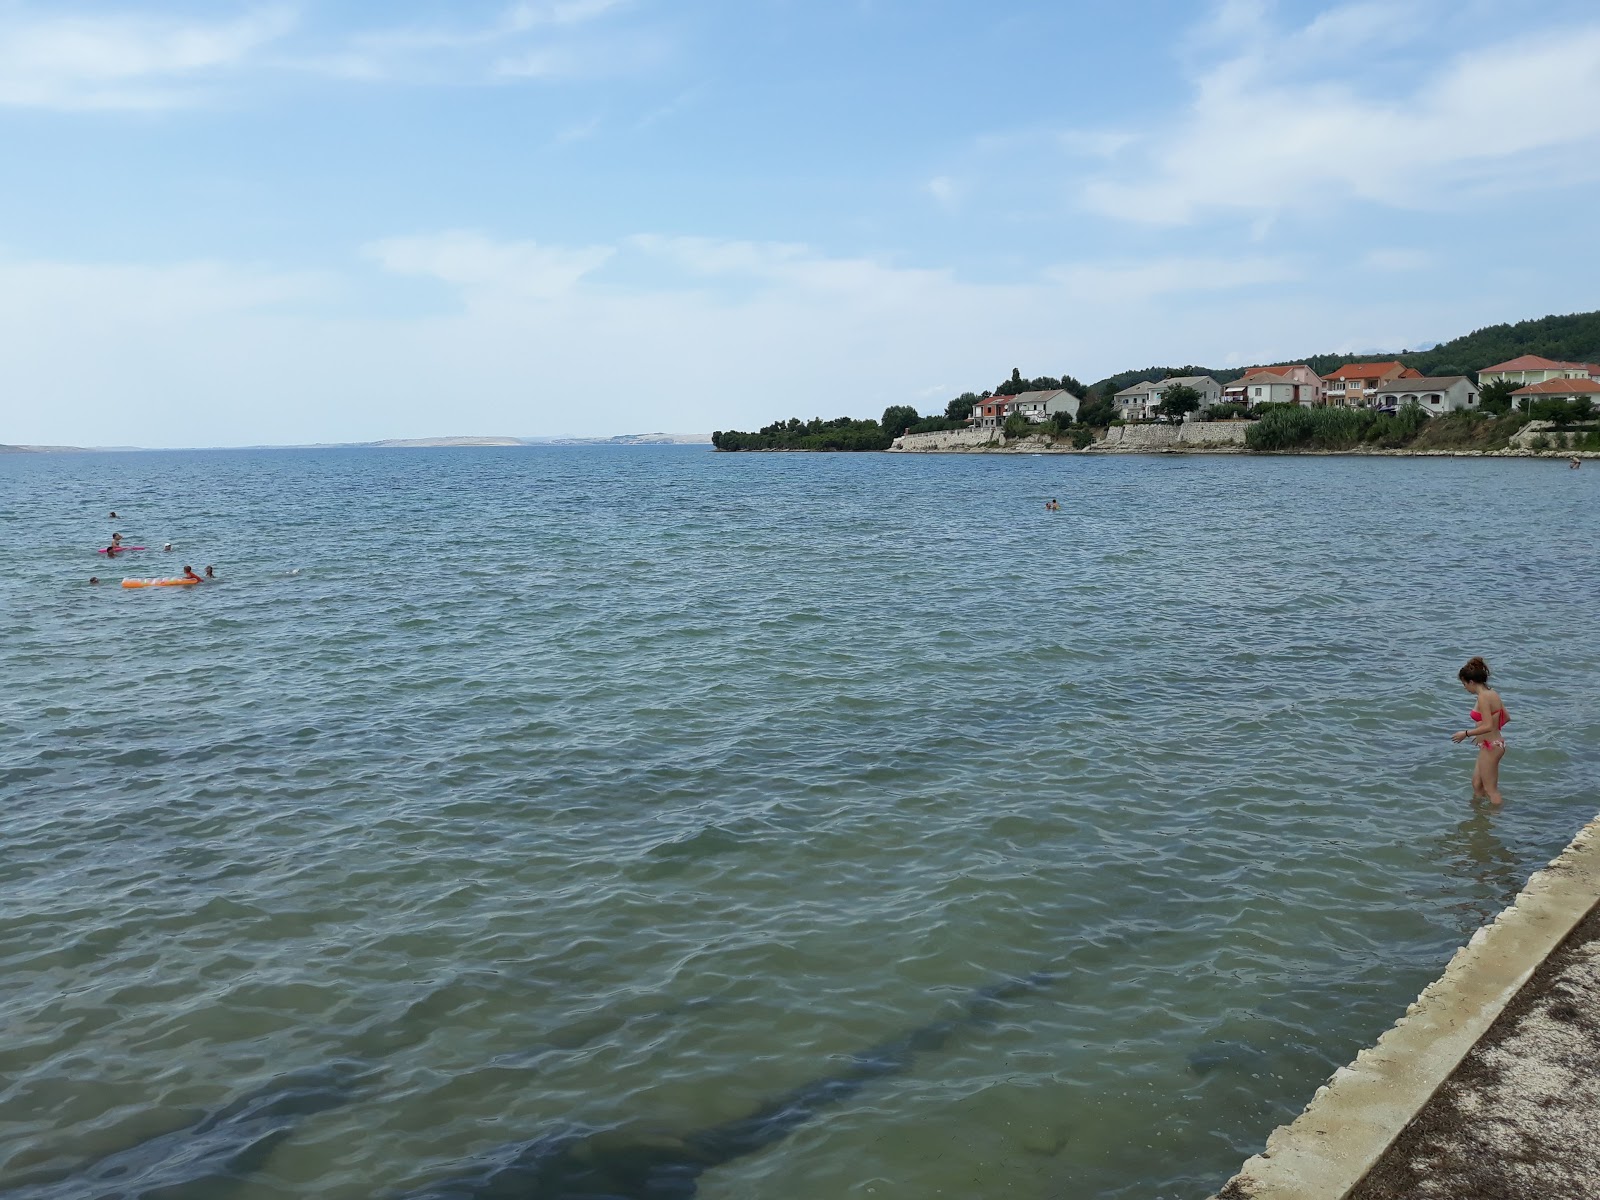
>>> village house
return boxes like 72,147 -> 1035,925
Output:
1112,380 -> 1162,421
1509,377 -> 1600,407
1009,388 -> 1082,424
1111,376 -> 1221,421
1321,361 -> 1421,407
971,394 -> 1016,429
1372,375 -> 1479,415
1477,355 -> 1600,388
1223,364 -> 1324,407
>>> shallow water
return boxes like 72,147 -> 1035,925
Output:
2,446 -> 1596,1199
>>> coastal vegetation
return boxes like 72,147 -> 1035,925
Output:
711,417 -> 892,452
1241,404 -> 1558,453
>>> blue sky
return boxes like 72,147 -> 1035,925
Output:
5,0 -> 1600,446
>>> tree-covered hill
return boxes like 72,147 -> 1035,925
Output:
1087,309 -> 1600,395
1397,309 -> 1600,377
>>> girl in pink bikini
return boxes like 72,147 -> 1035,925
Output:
1451,656 -> 1507,804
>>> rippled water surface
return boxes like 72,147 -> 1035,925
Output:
3,446 -> 1598,1199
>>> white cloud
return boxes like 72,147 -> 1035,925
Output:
364,230 -> 614,302
1081,4 -> 1600,224
1360,248 -> 1430,273
0,6 -> 292,109
925,175 -> 959,210
1046,255 -> 1300,300
505,0 -> 630,30
1,231 -> 1437,447
313,0 -> 653,85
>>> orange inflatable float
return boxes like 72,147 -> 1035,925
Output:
121,577 -> 200,588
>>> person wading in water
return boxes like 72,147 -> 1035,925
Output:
1451,656 -> 1507,804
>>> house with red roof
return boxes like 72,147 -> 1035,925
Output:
971,394 -> 1017,429
1223,364 -> 1324,408
1509,377 -> 1600,406
1321,361 -> 1422,408
1477,355 -> 1600,389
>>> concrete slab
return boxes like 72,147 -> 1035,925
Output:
1210,813 -> 1600,1200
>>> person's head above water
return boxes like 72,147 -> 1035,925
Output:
164,543 -> 173,551
183,564 -> 200,578
1458,656 -> 1490,690
89,576 -> 100,585
204,566 -> 214,577
108,511 -> 117,518
111,532 -> 123,542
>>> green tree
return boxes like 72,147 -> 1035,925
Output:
996,368 -> 1027,396
880,405 -> 920,439
1076,392 -> 1118,428
1003,411 -> 1031,438
1155,383 -> 1202,424
1478,379 -> 1517,415
945,392 -> 978,422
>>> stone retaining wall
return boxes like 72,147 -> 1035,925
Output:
1094,421 -> 1249,451
888,427 -> 1006,452
1507,420 -> 1598,451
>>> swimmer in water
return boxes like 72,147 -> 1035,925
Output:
109,511 -> 118,519
204,566 -> 215,578
1571,457 -> 1582,469
104,544 -> 121,557
182,565 -> 204,583
163,543 -> 174,552
111,532 -> 124,547
90,576 -> 100,585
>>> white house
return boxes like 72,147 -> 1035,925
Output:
1372,375 -> 1479,415
1112,380 -> 1161,421
1113,376 -> 1223,421
1010,388 -> 1081,424
1477,355 -> 1600,389
1225,364 -> 1324,407
1510,377 -> 1600,408
1157,375 -> 1223,410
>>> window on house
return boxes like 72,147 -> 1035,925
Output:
1253,387 -> 1262,397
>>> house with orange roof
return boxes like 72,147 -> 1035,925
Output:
1321,361 -> 1422,408
1509,377 -> 1600,407
1477,355 -> 1600,389
1223,364 -> 1324,408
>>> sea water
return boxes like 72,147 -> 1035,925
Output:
1,446 -> 1596,1199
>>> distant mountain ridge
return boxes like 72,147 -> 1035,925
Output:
1088,309 -> 1600,396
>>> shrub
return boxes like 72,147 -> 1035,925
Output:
1246,405 -> 1374,451
1003,412 -> 1031,439
1072,427 -> 1094,450
1204,403 -> 1250,421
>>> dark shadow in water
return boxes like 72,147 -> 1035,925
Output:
2,1061 -> 367,1200
6,973 -> 1060,1200
400,970 -> 1057,1199
1438,799 -> 1522,933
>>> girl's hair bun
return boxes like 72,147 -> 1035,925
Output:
1458,657 -> 1490,684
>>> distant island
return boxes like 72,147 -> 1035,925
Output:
712,309 -> 1600,455
1,433 -> 711,453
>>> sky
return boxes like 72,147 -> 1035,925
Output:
4,0 -> 1600,447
